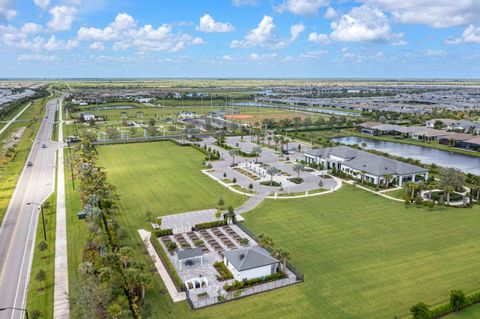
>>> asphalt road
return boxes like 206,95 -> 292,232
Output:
0,98 -> 58,319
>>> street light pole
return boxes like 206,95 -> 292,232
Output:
0,307 -> 29,319
27,202 -> 47,241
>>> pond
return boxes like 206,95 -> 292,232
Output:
331,136 -> 480,175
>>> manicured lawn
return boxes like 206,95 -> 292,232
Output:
67,140 -> 480,319
96,141 -> 246,217
26,193 -> 56,319
447,304 -> 480,318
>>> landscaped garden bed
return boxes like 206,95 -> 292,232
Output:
288,177 -> 304,184
223,272 -> 287,291
430,191 -> 463,202
260,181 -> 282,187
213,261 -> 234,281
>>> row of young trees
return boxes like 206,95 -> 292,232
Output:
69,140 -> 151,319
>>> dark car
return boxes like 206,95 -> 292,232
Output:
27,161 -> 33,167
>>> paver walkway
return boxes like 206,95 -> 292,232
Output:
53,98 -> 69,318
138,229 -> 186,302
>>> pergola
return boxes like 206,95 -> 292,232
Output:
176,247 -> 204,270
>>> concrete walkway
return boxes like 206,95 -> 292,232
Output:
0,102 -> 31,136
138,229 -> 186,302
344,180 -> 404,202
53,98 -> 69,318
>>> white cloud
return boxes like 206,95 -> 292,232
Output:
192,37 -> 206,45
445,25 -> 480,44
77,13 -> 200,53
308,32 -> 330,44
361,0 -> 480,28
48,6 -> 76,31
0,0 -> 17,21
231,15 -> 296,49
300,50 -> 327,58
289,23 -> 305,41
18,53 -> 59,62
249,52 -> 277,61
222,55 -> 234,61
21,22 -> 43,34
89,41 -> 104,50
324,6 -> 337,19
0,25 -> 78,51
196,14 -> 234,33
34,0 -> 50,10
424,49 -> 447,57
232,0 -> 258,7
277,0 -> 329,16
330,5 -> 405,45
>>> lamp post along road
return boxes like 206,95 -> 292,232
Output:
27,202 -> 46,241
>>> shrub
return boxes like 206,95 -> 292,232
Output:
213,261 -> 234,281
38,240 -> 48,252
232,177 -> 236,183
166,241 -> 177,253
248,183 -> 253,189
260,181 -> 282,187
194,239 -> 204,247
239,238 -> 249,245
410,302 -> 430,319
223,272 -> 287,291
195,220 -> 226,230
31,310 -> 42,319
149,237 -> 183,291
287,177 -> 304,184
450,289 -> 467,312
154,228 -> 173,237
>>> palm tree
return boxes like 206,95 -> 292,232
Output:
229,148 -> 240,165
252,146 -> 262,163
383,174 -> 393,188
257,233 -> 274,250
427,184 -> 435,200
266,165 -> 279,186
444,186 -> 454,205
267,136 -> 272,147
293,163 -> 305,178
118,246 -> 135,268
272,248 -> 290,272
360,170 -> 367,184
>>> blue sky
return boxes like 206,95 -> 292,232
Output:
0,0 -> 479,78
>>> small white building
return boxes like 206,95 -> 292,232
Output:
223,245 -> 279,281
81,113 -> 96,121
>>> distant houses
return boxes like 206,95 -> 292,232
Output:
304,146 -> 429,186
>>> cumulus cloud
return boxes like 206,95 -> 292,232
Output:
277,0 -> 329,16
18,53 -> 59,62
324,6 -> 337,19
48,6 -> 76,31
34,0 -> 50,10
0,0 -> 17,21
308,32 -> 330,44
232,0 -> 258,6
196,14 -> 234,33
330,5 -> 405,45
361,0 -> 480,28
445,25 -> 480,44
289,23 -> 305,41
424,49 -> 447,57
230,15 -> 300,49
77,12 -> 201,52
89,41 -> 105,50
21,22 -> 43,34
0,24 -> 78,51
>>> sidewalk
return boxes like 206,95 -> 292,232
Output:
138,229 -> 186,302
53,98 -> 69,318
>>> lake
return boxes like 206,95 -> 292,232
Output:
331,136 -> 480,175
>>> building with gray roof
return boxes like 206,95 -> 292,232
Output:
223,245 -> 279,281
305,146 -> 428,186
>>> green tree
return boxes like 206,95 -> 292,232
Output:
450,289 -> 466,312
410,302 -> 430,319
118,246 -> 135,268
444,186 -> 455,205
218,197 -> 225,208
35,269 -> 46,289
257,233 -> 274,250
439,167 -> 465,192
229,148 -> 240,165
293,163 -> 305,178
272,247 -> 290,272
38,240 -> 48,252
266,165 -> 279,186
252,145 -> 262,163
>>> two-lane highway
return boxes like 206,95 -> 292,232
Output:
0,98 -> 59,319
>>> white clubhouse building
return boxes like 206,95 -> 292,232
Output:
223,246 -> 279,281
305,146 -> 429,186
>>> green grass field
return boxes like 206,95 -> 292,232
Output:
26,194 -> 56,319
65,140 -> 480,319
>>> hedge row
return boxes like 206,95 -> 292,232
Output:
412,290 -> 480,319
223,272 -> 287,291
154,228 -> 173,237
149,237 -> 184,292
194,220 -> 226,230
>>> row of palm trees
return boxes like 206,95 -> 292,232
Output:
257,233 -> 290,272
